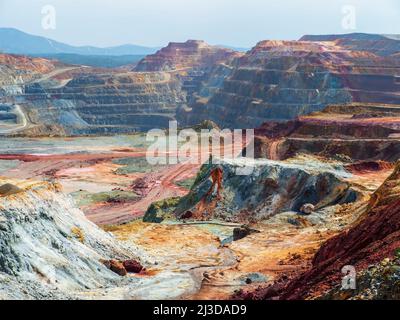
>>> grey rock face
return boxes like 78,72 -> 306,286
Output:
21,72 -> 186,135
175,157 -> 360,221
0,182 -> 147,299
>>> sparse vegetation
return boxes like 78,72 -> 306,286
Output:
112,157 -> 167,175
175,177 -> 196,190
71,227 -> 85,243
143,197 -> 181,223
71,190 -> 139,207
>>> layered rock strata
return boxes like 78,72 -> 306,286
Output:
246,161 -> 400,300
18,71 -> 186,135
251,103 -> 400,162
181,40 -> 400,128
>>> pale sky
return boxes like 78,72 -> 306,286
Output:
0,0 -> 399,48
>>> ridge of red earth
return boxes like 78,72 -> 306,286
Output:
235,161 -> 400,300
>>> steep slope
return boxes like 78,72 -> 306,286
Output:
0,53 -> 57,88
252,103 -> 400,162
11,70 -> 186,135
135,40 -> 242,107
0,54 -> 61,134
174,157 -> 360,222
1,41 -> 240,136
281,161 -> 400,299
300,33 -> 400,56
236,161 -> 400,300
3,35 -> 400,136
0,178 -> 149,299
181,40 -> 400,128
134,40 -> 240,72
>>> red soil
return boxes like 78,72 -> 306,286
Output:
238,162 -> 400,300
85,163 -> 200,225
0,151 -> 147,162
345,160 -> 394,174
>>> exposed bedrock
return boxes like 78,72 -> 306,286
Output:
180,40 -> 400,128
0,53 -> 57,87
20,71 -> 186,135
0,179 -> 149,299
134,40 -> 240,72
251,104 -> 400,161
266,161 -> 400,300
3,37 -> 400,136
300,33 -> 400,56
279,139 -> 400,162
9,41 -> 242,135
174,158 -> 360,222
135,40 -> 242,111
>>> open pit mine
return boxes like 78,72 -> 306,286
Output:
1,32 -> 400,301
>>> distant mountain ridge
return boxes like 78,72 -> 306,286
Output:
0,28 -> 160,56
300,32 -> 400,42
300,32 -> 400,56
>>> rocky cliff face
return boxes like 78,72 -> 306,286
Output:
174,157 -> 359,222
181,40 -> 400,128
251,103 -> 400,162
15,71 -> 186,135
300,33 -> 400,56
0,54 -> 57,97
0,54 -> 56,86
0,178 -> 150,299
135,40 -> 242,108
233,160 -> 400,300
134,40 -> 240,72
1,41 -> 240,136
2,35 -> 400,136
273,161 -> 400,300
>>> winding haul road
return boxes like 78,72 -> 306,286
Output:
0,105 -> 28,134
0,65 -> 86,136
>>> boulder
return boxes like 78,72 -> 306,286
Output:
0,183 -> 23,197
233,225 -> 260,241
299,204 -> 315,215
101,259 -> 127,276
123,260 -> 144,273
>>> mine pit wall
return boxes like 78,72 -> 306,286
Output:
17,71 -> 187,135
178,41 -> 400,129
254,138 -> 400,162
291,122 -> 400,139
187,72 -> 400,129
0,112 -> 17,121
4,43 -> 400,135
253,121 -> 400,162
174,158 -> 361,222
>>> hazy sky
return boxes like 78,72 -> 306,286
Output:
0,0 -> 399,48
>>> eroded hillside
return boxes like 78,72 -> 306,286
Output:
1,32 -> 400,301
181,39 -> 400,128
2,35 -> 400,135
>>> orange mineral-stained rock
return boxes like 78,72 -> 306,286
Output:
101,259 -> 127,276
134,40 -> 241,72
241,161 -> 400,300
